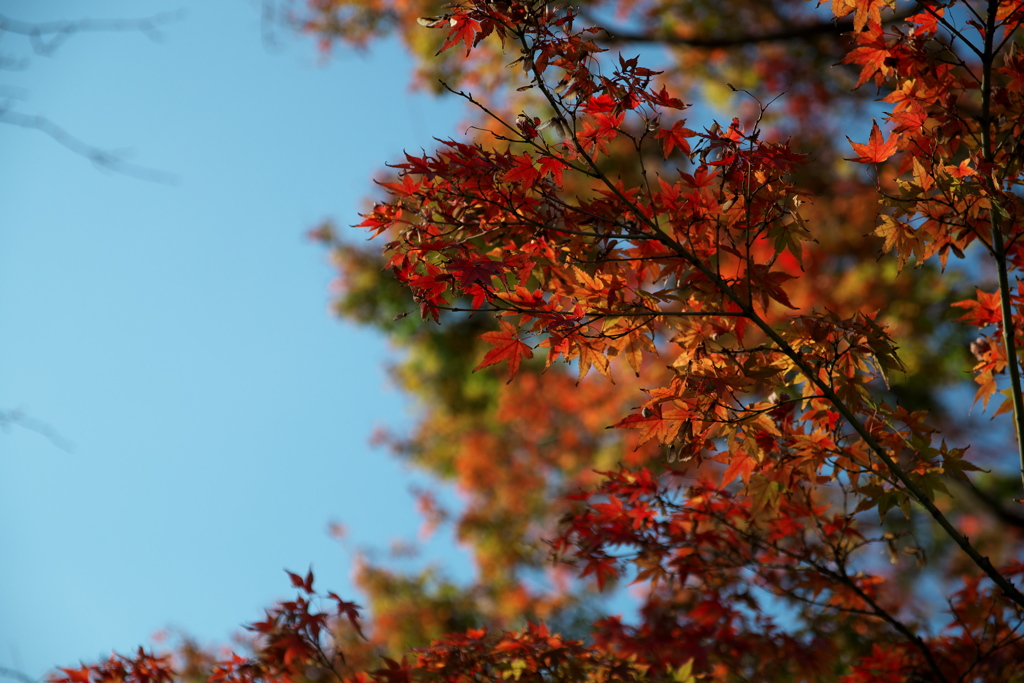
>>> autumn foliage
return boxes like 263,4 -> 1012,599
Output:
54,0 -> 1024,682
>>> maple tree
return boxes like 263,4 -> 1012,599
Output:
53,0 -> 1024,681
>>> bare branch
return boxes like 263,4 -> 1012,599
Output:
1,408 -> 74,453
959,479 -> 1024,531
0,9 -> 183,182
0,10 -> 184,57
0,109 -> 177,184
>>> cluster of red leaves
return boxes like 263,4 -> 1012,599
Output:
363,78 -> 807,390
52,650 -> 173,683
347,0 -> 1024,679
55,0 -> 1024,682
838,0 -> 1024,420
199,571 -> 366,683
555,466 -> 1024,681
380,621 -> 651,683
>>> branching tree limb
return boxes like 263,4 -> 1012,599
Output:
0,9 -> 182,183
0,11 -> 183,57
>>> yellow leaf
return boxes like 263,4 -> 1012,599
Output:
672,659 -> 696,683
875,215 -> 916,270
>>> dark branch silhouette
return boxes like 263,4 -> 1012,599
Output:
961,478 -> 1024,531
590,4 -> 922,49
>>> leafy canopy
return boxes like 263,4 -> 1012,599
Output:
53,1 -> 1024,682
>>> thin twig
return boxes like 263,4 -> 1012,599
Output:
0,11 -> 184,56
0,110 -> 177,184
0,409 -> 74,453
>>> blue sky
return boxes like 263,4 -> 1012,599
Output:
0,0 -> 473,675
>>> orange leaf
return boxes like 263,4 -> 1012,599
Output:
722,450 -> 757,487
474,320 -> 534,382
574,338 -> 611,382
951,289 -> 1002,327
875,215 -> 916,269
609,328 -> 656,376
847,121 -> 899,163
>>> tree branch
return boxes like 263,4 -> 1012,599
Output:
1,408 -> 74,453
960,479 -> 1024,532
0,10 -> 183,182
515,21 -> 1024,611
0,10 -> 183,57
0,109 -> 177,184
977,0 -> 1024,494
587,4 -> 922,49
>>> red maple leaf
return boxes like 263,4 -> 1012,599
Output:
537,154 -> 568,185
379,173 -> 420,197
579,111 -> 623,155
437,14 -> 481,56
502,153 -> 541,190
722,450 -> 757,487
847,121 -> 899,163
327,592 -> 366,639
850,0 -> 886,32
841,22 -> 892,89
579,555 -> 619,591
286,567 -> 315,593
474,319 -> 534,382
447,255 -> 508,291
951,288 -> 1003,327
654,120 -> 695,158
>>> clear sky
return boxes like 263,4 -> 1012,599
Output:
0,0 -> 473,675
